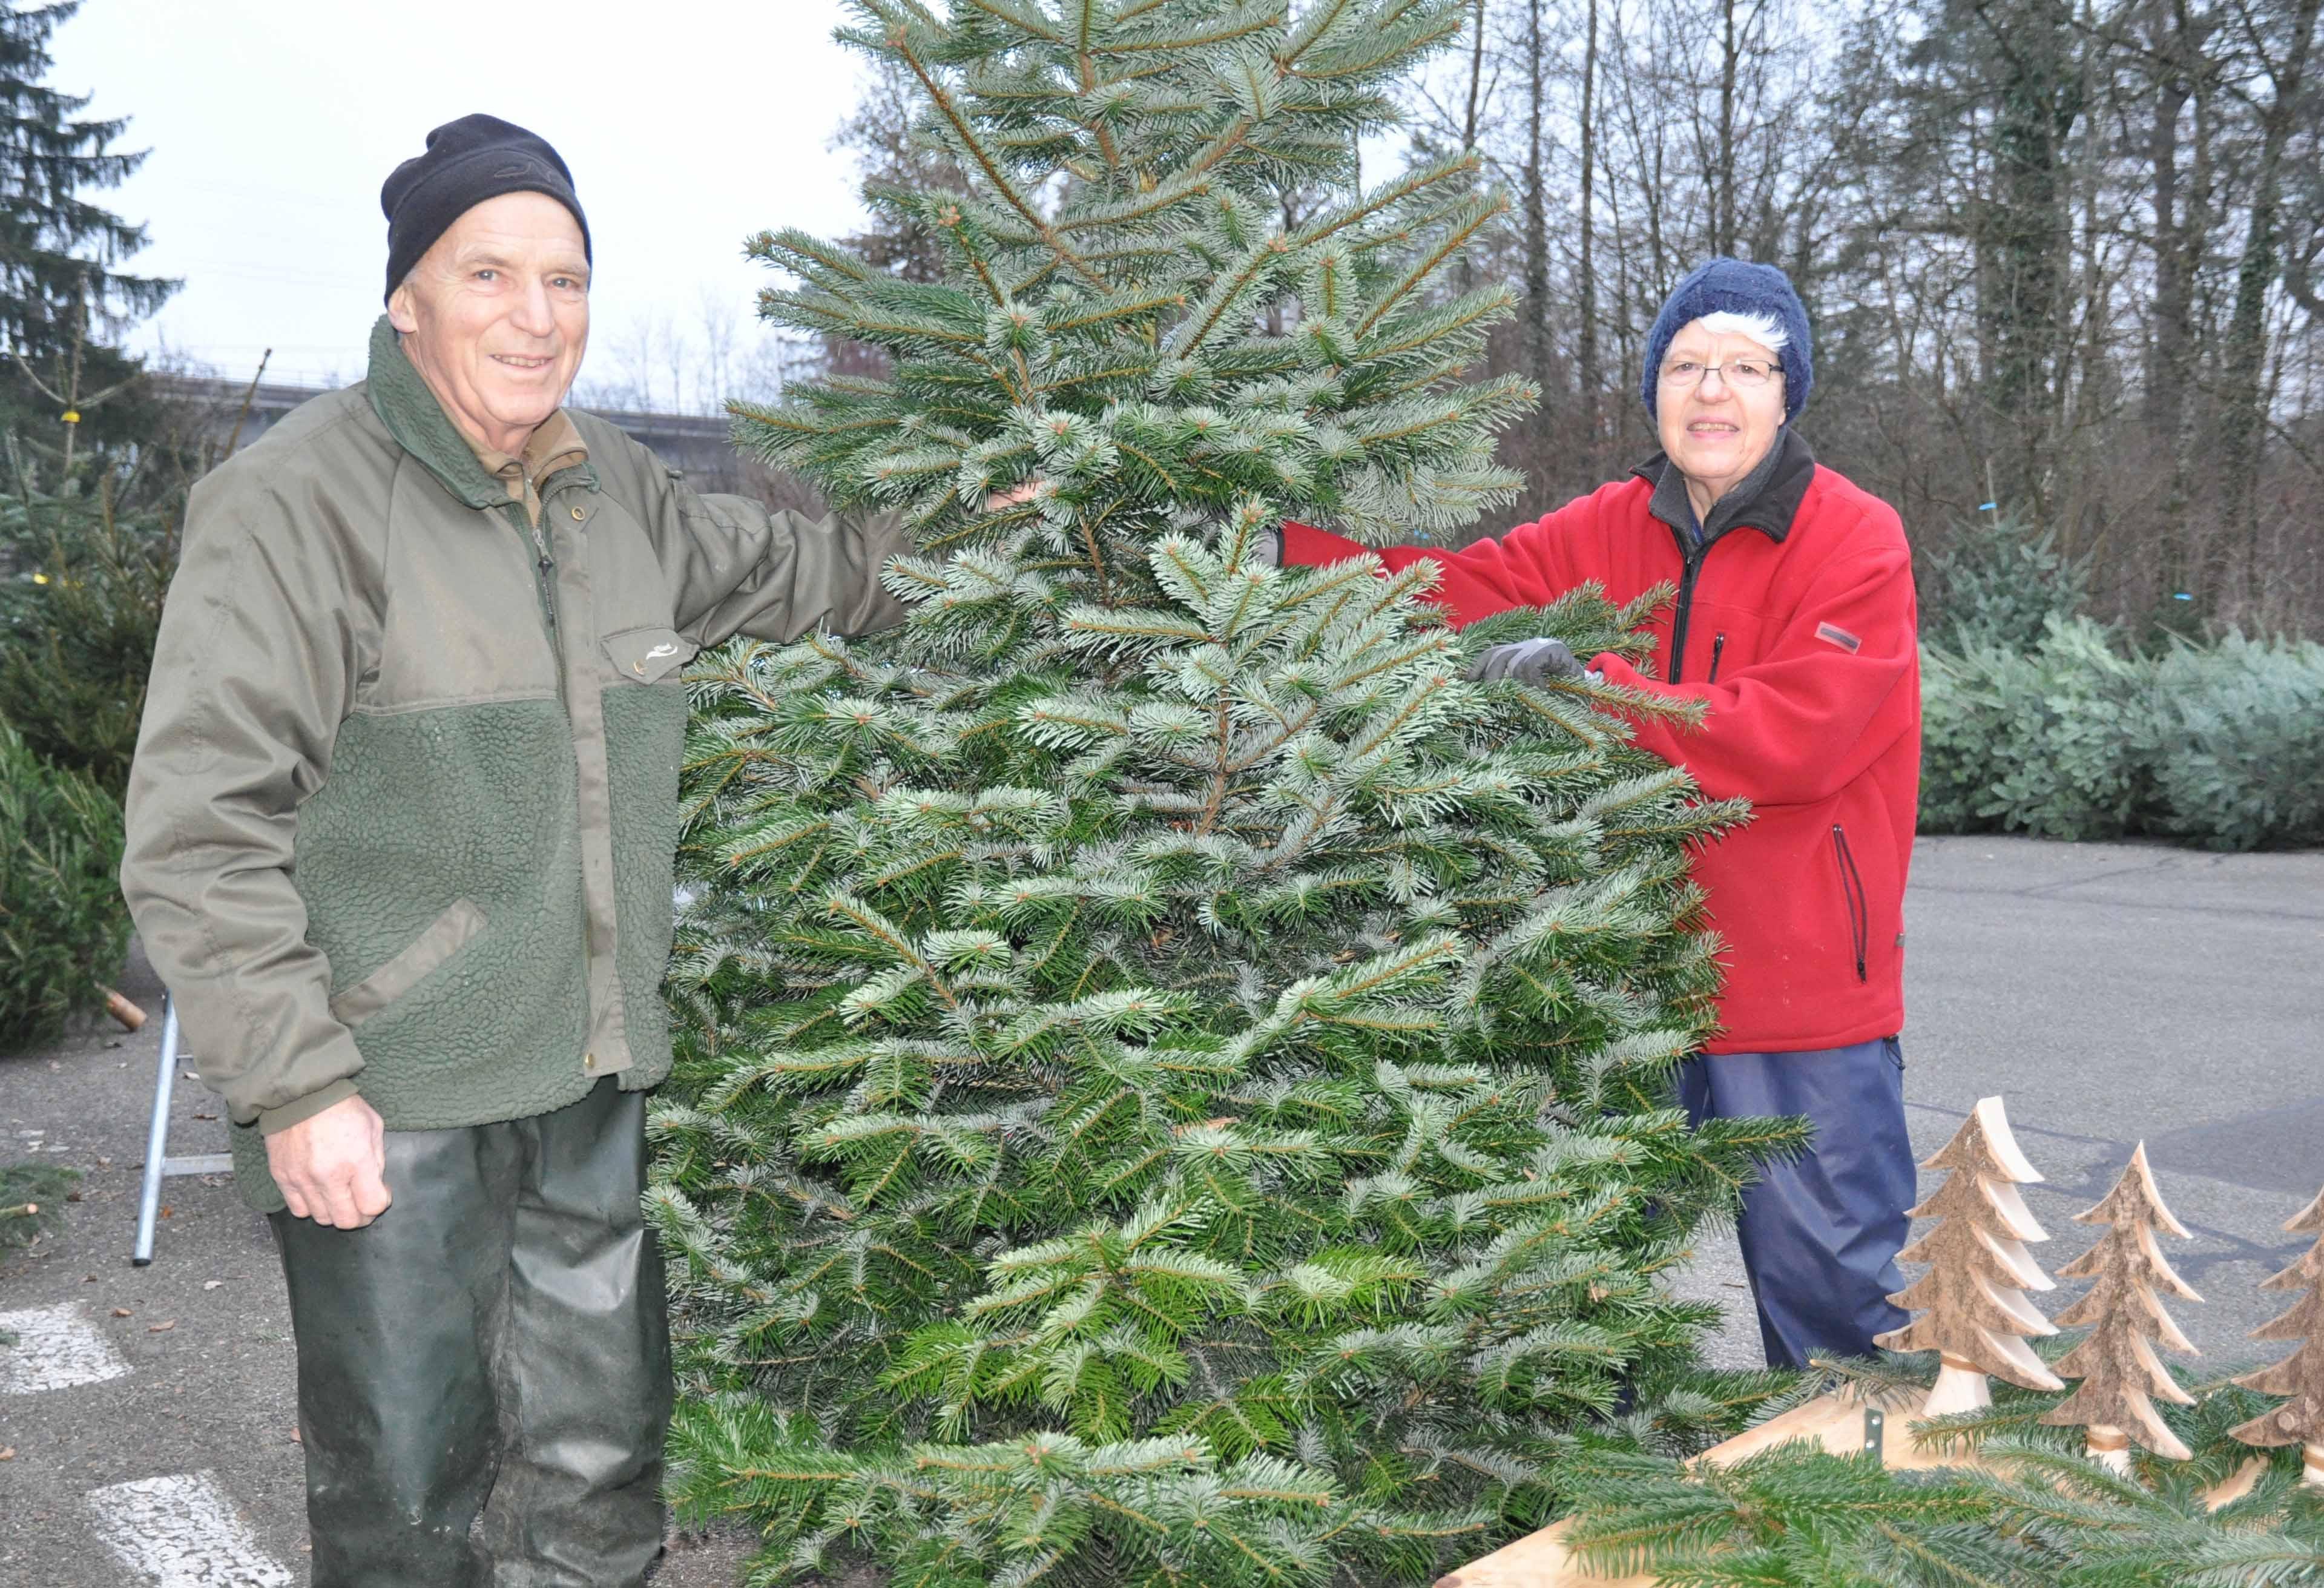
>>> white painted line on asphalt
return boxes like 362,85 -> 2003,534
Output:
84,1471 -> 293,1587
0,1302 -> 132,1394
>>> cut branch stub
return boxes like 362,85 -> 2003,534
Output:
1875,1095 -> 2063,1414
2230,1185 -> 2324,1487
2040,1142 -> 2202,1464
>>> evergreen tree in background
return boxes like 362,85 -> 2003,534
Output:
0,0 -> 173,451
830,53 -> 971,288
0,716 -> 127,1050
0,450 -> 179,792
651,4 -> 1802,1581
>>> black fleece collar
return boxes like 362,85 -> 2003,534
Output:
1633,427 -> 1817,545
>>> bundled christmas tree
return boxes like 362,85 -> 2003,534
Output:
2233,1185 -> 2324,1489
0,1158 -> 76,1249
650,4 -> 1801,1582
2041,1142 -> 2202,1471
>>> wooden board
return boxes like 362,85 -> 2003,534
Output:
1433,1393 -> 2262,1586
1435,1392 -> 1917,1587
1434,1517 -> 1646,1588
1688,1385 -> 1980,1473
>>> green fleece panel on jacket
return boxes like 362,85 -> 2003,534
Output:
229,701 -> 596,1210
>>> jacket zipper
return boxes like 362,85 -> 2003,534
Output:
1668,544 -> 1704,682
513,508 -> 558,635
1663,517 -> 1745,682
516,505 -> 564,706
509,476 -> 581,708
1832,823 -> 1869,983
1708,632 -> 1727,684
527,478 -> 596,1062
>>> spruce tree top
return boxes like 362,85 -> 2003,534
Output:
738,0 -> 1532,578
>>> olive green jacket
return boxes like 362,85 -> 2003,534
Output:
121,317 -> 908,1210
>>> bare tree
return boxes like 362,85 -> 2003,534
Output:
1321,0 -> 2324,626
2216,0 -> 2323,578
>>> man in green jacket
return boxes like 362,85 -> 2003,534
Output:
120,114 -> 908,1586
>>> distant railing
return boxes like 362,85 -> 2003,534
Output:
144,374 -> 763,492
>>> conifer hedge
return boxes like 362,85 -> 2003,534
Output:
1920,622 -> 2324,851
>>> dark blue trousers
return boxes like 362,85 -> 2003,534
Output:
1677,1038 -> 1913,1369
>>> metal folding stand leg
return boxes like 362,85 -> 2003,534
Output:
131,995 -> 233,1266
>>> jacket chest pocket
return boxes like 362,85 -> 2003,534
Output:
576,492 -> 685,651
1688,604 -> 1765,685
602,625 -> 697,686
368,509 -> 562,709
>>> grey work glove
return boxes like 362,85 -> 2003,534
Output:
1469,636 -> 1593,686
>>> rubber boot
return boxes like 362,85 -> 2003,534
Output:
272,1079 -> 672,1587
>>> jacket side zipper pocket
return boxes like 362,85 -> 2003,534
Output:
1832,824 -> 1869,983
330,899 -> 489,1026
1708,632 -> 1727,684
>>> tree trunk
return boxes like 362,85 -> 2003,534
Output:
1978,0 -> 2084,522
2217,0 -> 2322,578
1523,0 -> 1550,385
2143,0 -> 2205,604
1464,0 -> 1489,151
1716,0 -> 1740,256
1579,0 -> 1602,464
1521,0 -> 1553,454
1458,0 -> 1489,294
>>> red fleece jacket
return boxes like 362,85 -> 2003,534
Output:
1281,460 -> 1920,1053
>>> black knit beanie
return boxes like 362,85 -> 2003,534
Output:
380,114 -> 591,303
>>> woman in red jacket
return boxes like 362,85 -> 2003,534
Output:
1279,258 -> 1920,1369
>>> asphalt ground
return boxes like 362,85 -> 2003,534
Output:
1670,835 -> 2324,1370
4,834 -> 2320,1585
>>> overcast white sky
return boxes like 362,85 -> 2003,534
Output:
50,0 -> 874,389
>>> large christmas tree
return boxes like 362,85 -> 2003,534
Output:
650,4 -> 1799,1581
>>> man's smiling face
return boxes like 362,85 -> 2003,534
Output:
1655,318 -> 1786,513
387,191 -> 590,455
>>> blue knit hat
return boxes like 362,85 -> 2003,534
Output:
1639,257 -> 1813,423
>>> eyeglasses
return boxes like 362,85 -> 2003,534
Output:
1658,357 -> 1783,390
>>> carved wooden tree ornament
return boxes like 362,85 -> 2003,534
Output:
2231,1185 -> 2324,1489
2039,1143 -> 2202,1469
1875,1095 -> 2064,1417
